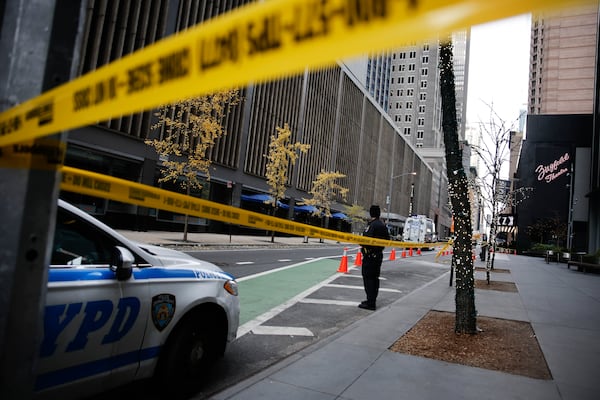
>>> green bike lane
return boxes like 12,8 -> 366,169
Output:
236,257 -> 342,331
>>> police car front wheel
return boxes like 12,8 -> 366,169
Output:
156,314 -> 220,394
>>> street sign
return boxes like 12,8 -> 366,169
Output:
498,214 -> 516,226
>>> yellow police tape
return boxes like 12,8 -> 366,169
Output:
60,166 -> 442,249
0,0 -> 591,148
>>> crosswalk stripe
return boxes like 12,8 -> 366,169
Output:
326,283 -> 401,293
299,298 -> 358,307
251,326 -> 314,337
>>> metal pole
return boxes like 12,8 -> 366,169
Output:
409,182 -> 415,215
0,2 -> 84,398
387,173 -> 393,222
567,164 -> 574,250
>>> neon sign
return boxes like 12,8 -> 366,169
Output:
535,152 -> 570,183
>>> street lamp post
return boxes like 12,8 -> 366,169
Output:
387,171 -> 417,223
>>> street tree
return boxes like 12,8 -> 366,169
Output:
469,103 -> 531,280
302,170 -> 349,241
264,123 -> 310,242
343,203 -> 367,233
440,39 -> 477,334
526,216 -> 567,248
146,89 -> 241,241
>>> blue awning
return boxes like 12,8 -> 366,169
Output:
331,212 -> 348,219
294,205 -> 318,213
241,194 -> 289,209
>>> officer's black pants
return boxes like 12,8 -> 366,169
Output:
361,252 -> 383,306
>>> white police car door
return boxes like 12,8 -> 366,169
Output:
36,205 -> 150,398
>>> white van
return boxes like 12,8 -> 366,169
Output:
402,215 -> 437,244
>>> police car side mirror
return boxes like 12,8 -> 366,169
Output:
111,246 -> 134,281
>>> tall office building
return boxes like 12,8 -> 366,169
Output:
517,3 -> 599,253
2,0 -> 434,234
528,6 -> 598,114
355,32 -> 470,238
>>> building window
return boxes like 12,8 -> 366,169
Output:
409,64 -> 415,71
419,93 -> 426,101
417,118 -> 425,126
399,64 -> 405,71
406,101 -> 413,109
409,51 -> 416,58
399,77 -> 404,84
408,76 -> 415,83
418,105 -> 426,113
421,68 -> 428,76
423,44 -> 429,51
416,143 -> 423,148
407,89 -> 414,96
422,55 -> 429,64
420,80 -> 427,89
417,130 -> 424,139
399,52 -> 406,59
405,114 -> 412,122
404,127 -> 411,135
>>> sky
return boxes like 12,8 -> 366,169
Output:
466,14 -> 532,130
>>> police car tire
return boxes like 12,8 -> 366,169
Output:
156,313 -> 219,392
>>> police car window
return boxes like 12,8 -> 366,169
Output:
51,208 -> 117,266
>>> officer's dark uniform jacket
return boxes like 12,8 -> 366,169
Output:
362,218 -> 389,256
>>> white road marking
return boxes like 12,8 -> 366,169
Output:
326,283 -> 401,293
251,326 -> 314,337
299,298 -> 358,307
237,258 -> 324,282
341,274 -> 388,281
278,259 -> 292,262
236,261 -> 254,265
237,270 -> 342,337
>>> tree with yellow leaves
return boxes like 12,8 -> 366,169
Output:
343,203 -> 368,233
265,123 -> 310,207
264,123 -> 310,242
303,171 -> 349,241
146,89 -> 241,241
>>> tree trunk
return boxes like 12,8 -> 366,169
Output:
270,205 -> 278,243
440,40 -> 477,334
183,185 -> 190,242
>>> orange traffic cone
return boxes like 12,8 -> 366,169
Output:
401,249 -> 406,258
409,248 -> 413,257
389,248 -> 396,261
417,248 -> 422,256
338,248 -> 349,273
354,250 -> 362,266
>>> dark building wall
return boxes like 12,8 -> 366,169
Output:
516,114 -> 593,251
59,0 -> 433,233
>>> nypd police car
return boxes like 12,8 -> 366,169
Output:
35,199 -> 240,399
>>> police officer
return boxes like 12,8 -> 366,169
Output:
359,205 -> 389,310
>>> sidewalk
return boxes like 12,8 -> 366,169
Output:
205,253 -> 600,400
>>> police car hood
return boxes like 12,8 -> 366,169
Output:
134,242 -> 224,273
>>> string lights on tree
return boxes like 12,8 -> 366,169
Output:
440,39 -> 477,334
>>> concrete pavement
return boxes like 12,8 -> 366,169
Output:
117,231 -> 600,399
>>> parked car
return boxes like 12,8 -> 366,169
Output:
36,200 -> 240,399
